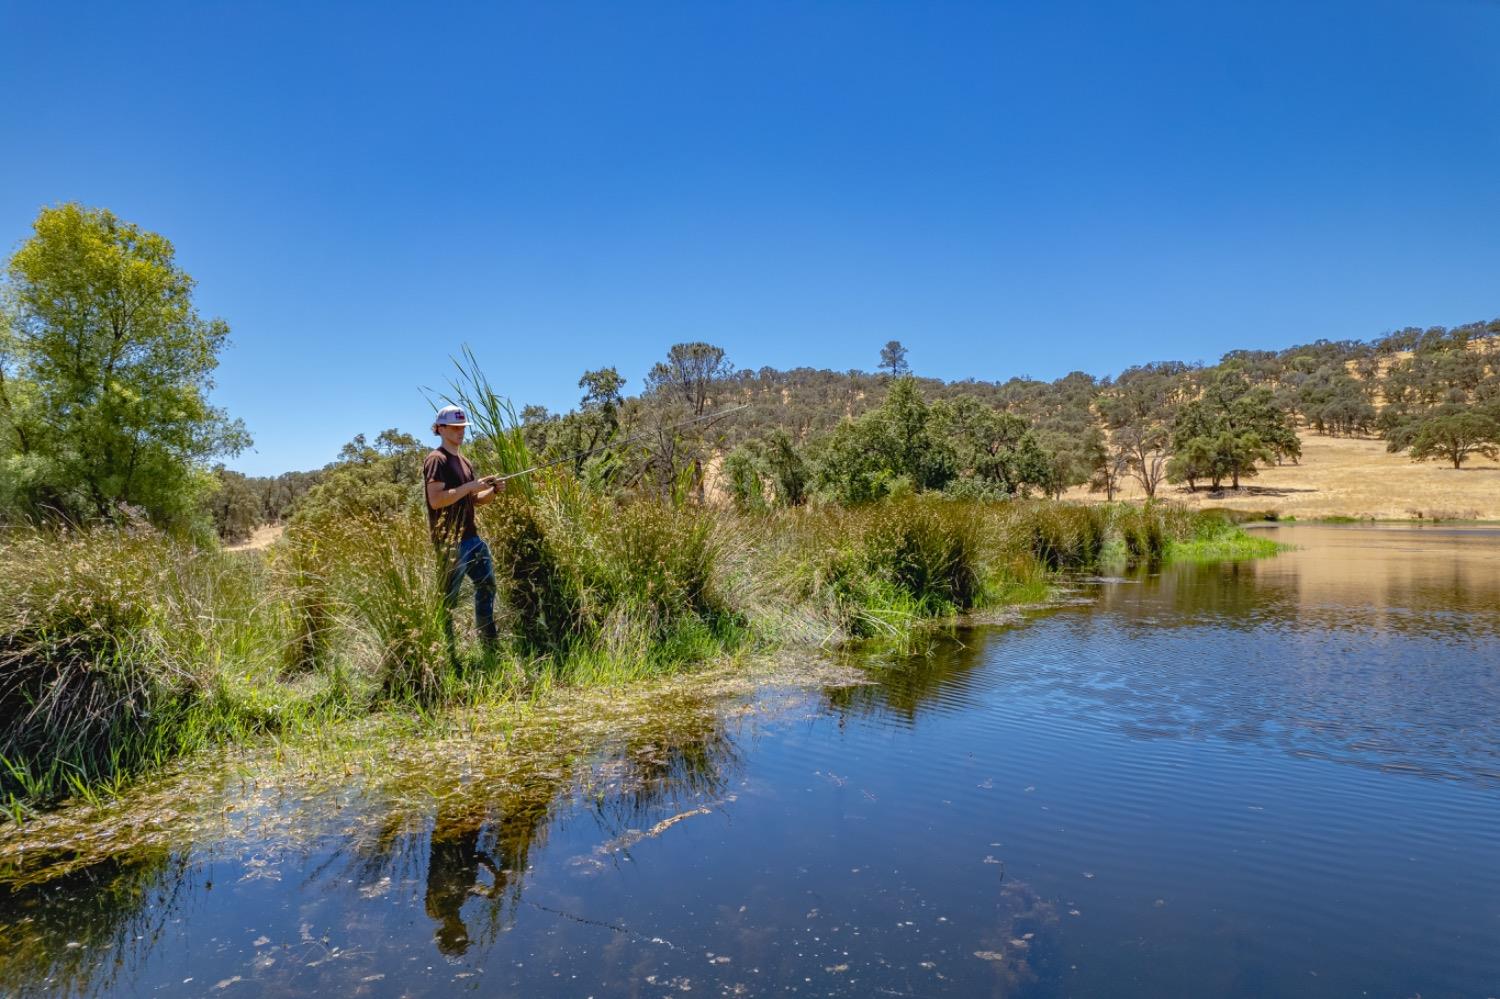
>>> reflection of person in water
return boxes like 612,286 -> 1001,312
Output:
424,819 -> 501,956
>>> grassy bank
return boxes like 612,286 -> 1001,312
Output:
0,499 -> 1260,817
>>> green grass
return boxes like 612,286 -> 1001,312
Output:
0,495 -> 1271,816
1164,525 -> 1286,562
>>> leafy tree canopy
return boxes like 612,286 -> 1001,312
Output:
0,203 -> 249,532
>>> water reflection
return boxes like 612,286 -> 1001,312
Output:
1098,525 -> 1500,640
825,630 -> 992,724
0,685 -> 746,993
823,526 -> 1500,786
424,803 -> 518,954
0,850 -> 191,998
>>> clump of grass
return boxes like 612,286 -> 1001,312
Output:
782,498 -> 988,638
269,535 -> 336,676
0,527 -> 206,809
1163,509 -> 1286,561
486,486 -> 740,676
998,502 -> 1110,571
0,525 -> 327,810
326,516 -> 456,702
1109,503 -> 1168,563
0,520 -> 366,812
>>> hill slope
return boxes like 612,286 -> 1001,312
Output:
1064,432 -> 1500,520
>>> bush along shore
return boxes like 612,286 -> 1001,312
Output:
0,494 -> 1279,819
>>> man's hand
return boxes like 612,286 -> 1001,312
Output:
472,474 -> 506,506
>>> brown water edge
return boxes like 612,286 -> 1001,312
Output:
0,650 -> 879,888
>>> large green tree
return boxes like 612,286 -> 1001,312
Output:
812,377 -> 955,503
1405,409 -> 1500,469
1166,369 -> 1299,491
0,204 -> 249,530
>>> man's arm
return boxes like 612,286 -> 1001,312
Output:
427,475 -> 506,509
427,476 -> 483,510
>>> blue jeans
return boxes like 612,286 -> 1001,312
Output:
442,536 -> 498,649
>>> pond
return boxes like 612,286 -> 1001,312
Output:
2,525 -> 1498,997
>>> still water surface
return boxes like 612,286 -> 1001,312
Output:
3,525 -> 1498,997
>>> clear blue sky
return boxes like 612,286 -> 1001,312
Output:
2,1 -> 1497,475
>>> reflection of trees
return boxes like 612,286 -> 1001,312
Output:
1042,545 -> 1500,783
1097,538 -> 1500,640
0,849 -> 192,999
1095,561 -> 1301,630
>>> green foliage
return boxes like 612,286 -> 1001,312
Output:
722,447 -> 769,513
927,395 -> 1026,494
0,204 -> 249,533
500,490 -> 734,669
1005,502 -> 1109,571
441,346 -> 538,497
0,524 -> 339,809
1110,503 -> 1168,562
812,377 -> 956,503
1167,370 -> 1299,491
523,367 -> 628,486
1403,408 -> 1500,469
761,429 -> 810,506
785,498 -> 986,636
289,429 -> 425,526
323,515 -> 454,701
1279,363 -> 1376,436
206,467 -> 265,542
645,342 -> 733,416
1163,513 -> 1284,562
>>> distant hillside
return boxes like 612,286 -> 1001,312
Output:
1064,431 -> 1500,520
230,318 -> 1500,538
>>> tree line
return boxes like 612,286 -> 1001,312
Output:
3,204 -> 1497,541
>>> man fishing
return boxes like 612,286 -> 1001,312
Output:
424,405 -> 503,655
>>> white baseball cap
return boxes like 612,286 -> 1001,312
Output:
433,405 -> 469,428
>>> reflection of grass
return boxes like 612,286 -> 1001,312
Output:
0,848 -> 190,998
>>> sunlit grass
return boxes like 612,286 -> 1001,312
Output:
1165,527 -> 1286,562
0,495 -> 1256,816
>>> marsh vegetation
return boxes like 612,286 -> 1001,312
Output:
0,481 -> 1270,817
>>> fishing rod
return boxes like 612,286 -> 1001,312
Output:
482,404 -> 750,484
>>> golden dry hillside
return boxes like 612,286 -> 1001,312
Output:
1064,432 -> 1500,520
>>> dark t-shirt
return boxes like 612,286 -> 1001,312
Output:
423,448 -> 478,546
